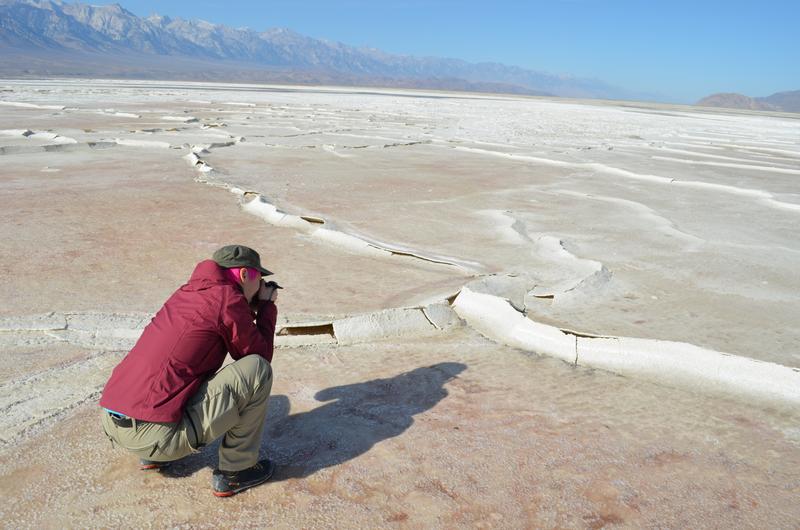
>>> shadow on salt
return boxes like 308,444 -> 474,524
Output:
162,362 -> 467,480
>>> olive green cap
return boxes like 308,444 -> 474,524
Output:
212,245 -> 273,276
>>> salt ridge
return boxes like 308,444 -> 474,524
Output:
451,145 -> 800,212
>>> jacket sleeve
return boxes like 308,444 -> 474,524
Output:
220,295 -> 278,363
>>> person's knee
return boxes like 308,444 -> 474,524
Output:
235,354 -> 272,386
255,356 -> 272,385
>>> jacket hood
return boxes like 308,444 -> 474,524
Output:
185,259 -> 236,291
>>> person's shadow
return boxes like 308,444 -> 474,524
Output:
168,361 -> 466,480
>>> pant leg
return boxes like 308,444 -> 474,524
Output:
100,411 -> 195,462
184,354 -> 273,472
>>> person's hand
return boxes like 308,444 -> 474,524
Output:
258,280 -> 279,302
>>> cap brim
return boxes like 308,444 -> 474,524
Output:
258,266 -> 273,276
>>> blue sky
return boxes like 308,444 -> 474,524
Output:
88,0 -> 799,102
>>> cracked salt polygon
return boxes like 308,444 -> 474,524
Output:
333,307 -> 436,345
451,287 -> 575,363
113,138 -> 171,149
0,352 -> 121,445
0,313 -> 66,331
576,336 -> 800,406
464,275 -> 533,312
162,115 -> 198,122
421,302 -> 462,330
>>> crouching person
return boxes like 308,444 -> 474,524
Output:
99,245 -> 282,497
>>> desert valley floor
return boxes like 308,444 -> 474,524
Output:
1,79 -> 798,528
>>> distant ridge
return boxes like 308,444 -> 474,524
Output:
696,90 -> 800,114
0,0 -> 640,100
760,90 -> 800,113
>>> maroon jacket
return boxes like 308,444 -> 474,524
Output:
100,260 -> 277,423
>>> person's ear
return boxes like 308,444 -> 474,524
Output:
238,267 -> 248,283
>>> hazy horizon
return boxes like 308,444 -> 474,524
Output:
70,0 -> 800,103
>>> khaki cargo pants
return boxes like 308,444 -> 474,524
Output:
101,355 -> 273,472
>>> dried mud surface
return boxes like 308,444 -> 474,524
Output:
0,133 -> 464,317
1,80 -> 799,528
0,331 -> 798,529
3,79 -> 797,363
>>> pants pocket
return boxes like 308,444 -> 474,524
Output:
185,411 -> 205,453
100,414 -> 117,448
126,440 -> 160,456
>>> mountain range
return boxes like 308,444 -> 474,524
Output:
0,0 -> 639,99
696,90 -> 800,113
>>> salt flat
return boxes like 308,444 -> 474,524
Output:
2,331 -> 799,528
2,78 -> 797,365
1,79 -> 799,527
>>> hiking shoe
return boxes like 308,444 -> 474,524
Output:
212,459 -> 276,497
139,458 -> 173,471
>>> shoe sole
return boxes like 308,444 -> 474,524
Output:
140,462 -> 172,471
212,490 -> 237,498
212,467 -> 275,497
